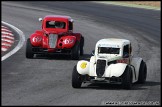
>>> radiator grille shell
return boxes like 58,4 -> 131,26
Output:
49,34 -> 58,48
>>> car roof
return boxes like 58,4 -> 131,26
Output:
96,38 -> 130,47
44,15 -> 73,21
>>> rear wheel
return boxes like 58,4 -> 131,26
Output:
71,42 -> 80,60
26,38 -> 34,58
121,65 -> 133,89
72,65 -> 82,88
138,60 -> 147,84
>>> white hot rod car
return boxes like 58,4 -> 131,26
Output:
72,38 -> 147,89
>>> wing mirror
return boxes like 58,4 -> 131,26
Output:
70,19 -> 74,22
38,18 -> 43,21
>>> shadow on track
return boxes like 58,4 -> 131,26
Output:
133,81 -> 161,90
31,54 -> 91,60
78,81 -> 160,90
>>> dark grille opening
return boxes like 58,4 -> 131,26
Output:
32,47 -> 40,52
96,60 -> 106,77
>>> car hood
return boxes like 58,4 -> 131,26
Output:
43,29 -> 67,35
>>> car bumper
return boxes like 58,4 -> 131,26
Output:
32,47 -> 72,55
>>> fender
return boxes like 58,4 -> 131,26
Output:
57,36 -> 76,49
77,60 -> 90,75
89,56 -> 97,76
130,57 -> 143,82
35,30 -> 44,35
30,31 -> 43,47
104,63 -> 127,77
73,33 -> 82,41
77,56 -> 99,77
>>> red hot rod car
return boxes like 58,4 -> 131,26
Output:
26,15 -> 84,59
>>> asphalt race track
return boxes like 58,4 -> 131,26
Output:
2,1 -> 161,105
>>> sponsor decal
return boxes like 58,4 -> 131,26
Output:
63,38 -> 74,44
32,36 -> 42,42
80,62 -> 87,69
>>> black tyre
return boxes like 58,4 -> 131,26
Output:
121,65 -> 133,89
137,60 -> 147,84
71,42 -> 80,60
26,38 -> 34,58
72,65 -> 82,88
80,36 -> 84,56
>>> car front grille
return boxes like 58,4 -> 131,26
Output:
96,59 -> 106,77
49,34 -> 58,48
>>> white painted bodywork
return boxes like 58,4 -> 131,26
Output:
76,38 -> 143,83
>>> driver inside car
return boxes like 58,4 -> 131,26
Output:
55,22 -> 65,28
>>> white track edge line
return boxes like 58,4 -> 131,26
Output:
1,21 -> 26,61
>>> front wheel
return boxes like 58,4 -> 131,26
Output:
71,42 -> 80,60
80,36 -> 84,56
121,65 -> 133,89
26,38 -> 34,58
72,65 -> 82,88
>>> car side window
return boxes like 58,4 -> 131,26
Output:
69,21 -> 73,30
130,44 -> 132,54
123,45 -> 129,58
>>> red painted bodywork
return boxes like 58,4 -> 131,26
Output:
29,15 -> 82,52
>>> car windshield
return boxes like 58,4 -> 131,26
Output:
98,47 -> 120,54
46,21 -> 66,29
